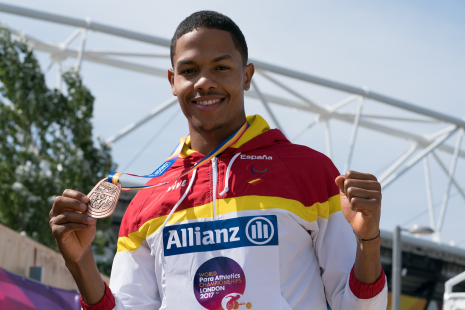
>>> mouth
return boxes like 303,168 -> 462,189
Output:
191,96 -> 225,111
195,98 -> 222,106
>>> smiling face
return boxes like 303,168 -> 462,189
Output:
168,28 -> 254,134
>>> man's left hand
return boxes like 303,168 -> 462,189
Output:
335,171 -> 382,240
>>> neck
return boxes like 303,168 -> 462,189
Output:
189,116 -> 247,155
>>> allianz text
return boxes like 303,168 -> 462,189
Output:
162,215 -> 279,256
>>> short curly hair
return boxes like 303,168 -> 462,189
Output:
170,11 -> 248,67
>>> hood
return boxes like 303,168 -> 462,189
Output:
179,114 -> 289,160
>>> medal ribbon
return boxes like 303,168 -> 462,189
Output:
108,121 -> 249,191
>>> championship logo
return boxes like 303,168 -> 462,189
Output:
194,257 -> 252,310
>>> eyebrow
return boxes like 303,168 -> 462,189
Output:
212,55 -> 233,63
176,55 -> 234,67
177,60 -> 195,66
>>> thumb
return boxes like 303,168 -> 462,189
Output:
335,175 -> 346,195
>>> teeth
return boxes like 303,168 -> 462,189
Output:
197,99 -> 221,106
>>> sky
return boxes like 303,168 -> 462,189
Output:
1,0 -> 464,247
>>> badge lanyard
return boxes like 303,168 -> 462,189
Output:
108,121 -> 249,191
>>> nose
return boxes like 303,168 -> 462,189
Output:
194,69 -> 217,92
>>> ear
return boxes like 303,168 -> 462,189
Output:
168,68 -> 177,96
243,63 -> 255,91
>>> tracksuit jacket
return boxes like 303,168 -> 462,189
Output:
84,115 -> 387,310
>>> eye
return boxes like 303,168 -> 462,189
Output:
216,65 -> 230,71
181,68 -> 196,74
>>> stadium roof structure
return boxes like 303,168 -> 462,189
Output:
0,2 -> 464,244
380,230 -> 465,303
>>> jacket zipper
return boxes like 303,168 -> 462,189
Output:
211,157 -> 218,220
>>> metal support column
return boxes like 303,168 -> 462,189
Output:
327,94 -> 359,113
381,128 -> 458,189
392,225 -> 402,310
325,121 -> 332,159
292,120 -> 317,142
423,156 -> 436,230
431,151 -> 465,202
378,143 -> 418,183
60,28 -> 82,49
251,80 -> 285,134
56,62 -> 62,91
75,29 -> 87,71
344,96 -> 364,173
105,96 -> 179,144
257,70 -> 321,110
436,128 -> 464,239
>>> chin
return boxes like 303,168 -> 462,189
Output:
195,121 -> 224,132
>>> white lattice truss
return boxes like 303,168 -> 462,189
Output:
1,2 -> 464,242
444,271 -> 465,310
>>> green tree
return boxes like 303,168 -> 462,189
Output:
0,27 -> 117,273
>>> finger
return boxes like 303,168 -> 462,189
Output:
62,189 -> 89,204
346,187 -> 382,202
344,179 -> 381,192
51,223 -> 93,239
50,196 -> 87,218
51,210 -> 96,226
350,197 -> 380,214
335,176 -> 346,194
345,170 -> 377,181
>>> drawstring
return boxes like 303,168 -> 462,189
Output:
219,153 -> 241,196
158,154 -> 238,256
159,150 -> 239,231
159,169 -> 197,232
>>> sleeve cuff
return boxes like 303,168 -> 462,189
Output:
349,266 -> 386,299
81,281 -> 116,310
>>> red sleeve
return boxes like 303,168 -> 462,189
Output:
81,282 -> 115,310
349,266 -> 386,299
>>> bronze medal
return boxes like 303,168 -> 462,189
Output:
86,178 -> 121,219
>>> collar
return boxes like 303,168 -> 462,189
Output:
179,114 -> 270,158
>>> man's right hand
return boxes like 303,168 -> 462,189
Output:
49,189 -> 97,264
49,189 -> 106,305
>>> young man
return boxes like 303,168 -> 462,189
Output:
49,11 -> 387,310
